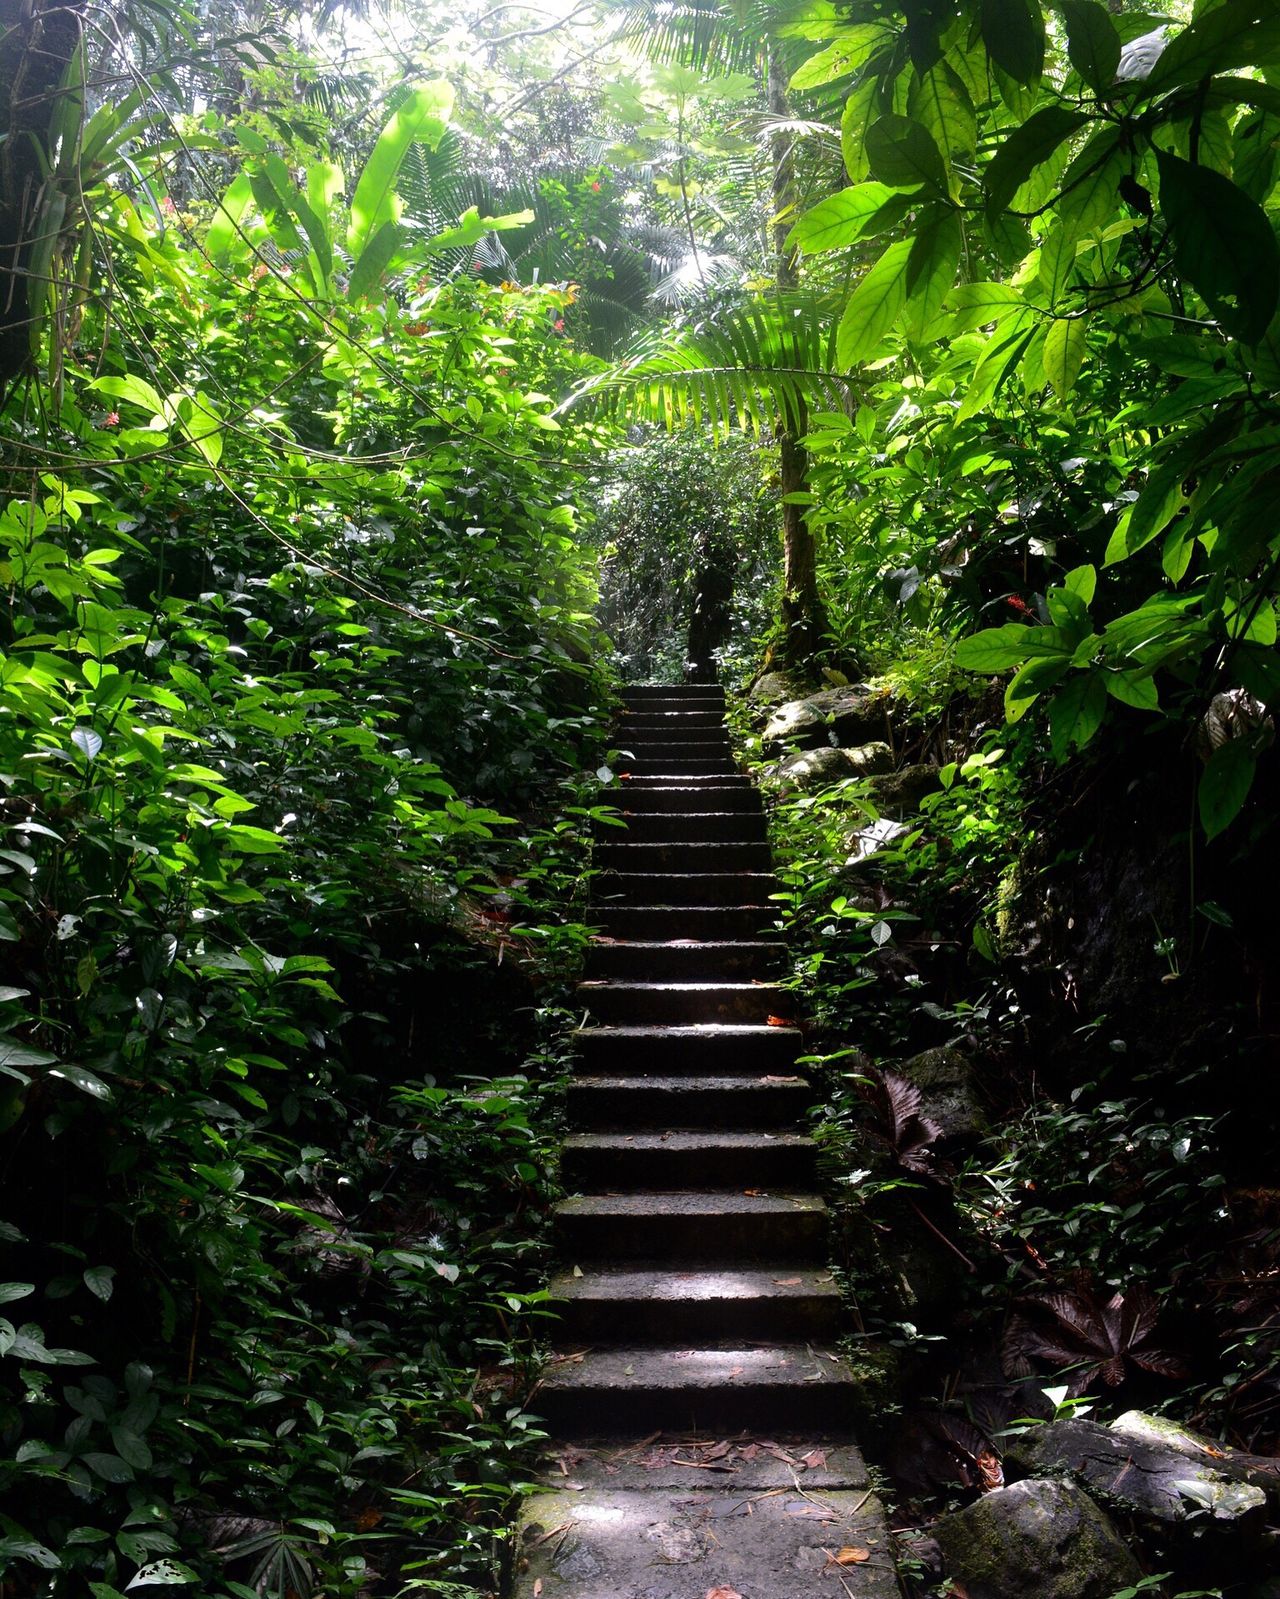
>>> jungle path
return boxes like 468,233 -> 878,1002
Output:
514,684 -> 899,1599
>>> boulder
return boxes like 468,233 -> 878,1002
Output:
767,741 -> 894,792
934,1477 -> 1142,1599
1007,1417 -> 1271,1535
748,670 -> 812,708
1111,1411 -> 1280,1514
763,685 -> 890,752
866,763 -> 940,815
899,1047 -> 987,1141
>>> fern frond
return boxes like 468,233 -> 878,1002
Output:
564,291 -> 853,434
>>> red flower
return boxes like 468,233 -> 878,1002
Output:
1006,594 -> 1034,615
553,318 -> 565,332
591,181 -> 601,192
103,411 -> 120,428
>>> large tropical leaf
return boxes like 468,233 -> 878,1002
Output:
563,292 -> 853,433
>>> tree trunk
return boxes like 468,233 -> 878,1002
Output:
0,0 -> 83,392
768,46 -> 829,667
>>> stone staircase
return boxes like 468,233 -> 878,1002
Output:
515,683 -> 898,1599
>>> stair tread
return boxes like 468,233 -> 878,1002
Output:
539,1345 -> 857,1392
557,1191 -> 825,1217
564,1130 -> 814,1150
575,1022 -> 800,1038
549,1265 -> 840,1300
578,979 -> 786,992
570,1074 -> 805,1090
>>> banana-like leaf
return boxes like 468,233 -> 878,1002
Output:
348,81 -> 455,262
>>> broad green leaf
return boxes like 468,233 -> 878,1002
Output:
935,281 -> 1027,336
956,319 -> 1034,421
1005,654 -> 1070,719
865,115 -> 948,194
206,171 -> 254,263
836,238 -> 913,365
1105,670 -> 1159,710
1039,219 -> 1079,303
1104,456 -> 1186,565
1061,1 -> 1122,92
790,26 -> 893,91
985,108 -> 1092,215
348,80 -> 455,260
1142,2 -> 1280,100
1199,739 -> 1255,839
1064,564 -> 1097,606
909,65 -> 977,177
1043,315 -> 1089,398
262,153 -> 332,283
1155,149 -> 1280,344
905,210 -> 963,333
841,79 -> 879,181
83,1265 -> 115,1302
90,375 -> 164,417
788,183 -> 896,253
347,219 -> 401,303
955,623 -> 1074,672
981,0 -> 1045,84
174,393 -> 224,467
1049,672 -> 1107,758
48,1063 -> 113,1100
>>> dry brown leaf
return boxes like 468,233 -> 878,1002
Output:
775,1277 -> 803,1287
800,1448 -> 827,1470
705,1588 -> 743,1599
831,1547 -> 871,1565
743,1187 -> 768,1197
765,1014 -> 794,1027
533,1581 -> 543,1597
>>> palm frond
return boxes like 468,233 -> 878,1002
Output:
563,290 -> 853,436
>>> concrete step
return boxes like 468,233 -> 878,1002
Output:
598,810 -> 767,843
620,726 -> 731,749
589,905 -> 781,940
554,1189 -> 828,1262
533,1344 -> 858,1435
548,1263 -> 840,1343
620,685 -> 724,703
594,871 -> 779,906
561,1130 -> 816,1191
585,939 -> 785,980
573,1022 -> 801,1075
515,1449 -> 898,1599
594,839 -> 773,871
567,1073 -> 810,1130
616,781 -> 760,812
621,710 -> 726,731
577,980 -> 793,1026
623,761 -> 740,780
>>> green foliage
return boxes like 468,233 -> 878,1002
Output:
0,45 -> 617,1597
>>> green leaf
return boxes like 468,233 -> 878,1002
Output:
956,320 -> 1034,420
1106,670 -> 1160,710
787,183 -> 896,253
1049,672 -> 1107,758
48,1063 -> 113,1101
1142,2 -> 1280,100
841,80 -> 879,181
90,375 -> 164,418
836,238 -> 913,365
83,1452 -> 134,1483
206,171 -> 254,263
1155,149 -> 1280,344
985,107 -> 1092,215
1061,1 -> 1122,92
110,1426 -> 153,1471
789,26 -> 893,91
905,209 -> 963,332
935,281 -> 1027,336
347,219 -> 401,303
424,206 -> 536,252
348,80 -> 456,260
83,1265 -> 115,1302
262,153 -> 332,283
1199,739 -> 1255,839
981,0 -> 1045,84
1043,315 -> 1089,398
1104,456 -> 1186,564
955,623 -> 1074,672
864,115 -> 948,194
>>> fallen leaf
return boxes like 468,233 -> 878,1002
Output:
533,1581 -> 543,1597
800,1448 -> 827,1469
743,1187 -> 768,1197
775,1277 -> 803,1287
572,1264 -> 583,1278
830,1547 -> 871,1565
765,1014 -> 794,1027
706,1588 -> 743,1599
